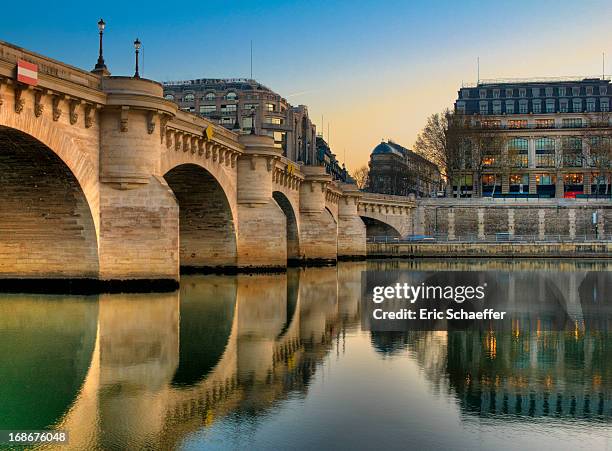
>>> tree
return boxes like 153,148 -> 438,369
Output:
581,112 -> 612,195
414,110 -> 452,177
352,165 -> 369,190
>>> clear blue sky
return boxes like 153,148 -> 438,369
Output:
2,0 -> 611,169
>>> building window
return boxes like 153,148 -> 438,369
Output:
479,101 -> 488,115
481,119 -> 501,128
536,174 -> 555,185
600,86 -> 608,95
586,98 -> 596,112
243,103 -> 258,111
572,86 -> 580,96
586,86 -> 594,96
479,89 -> 487,99
492,101 -> 501,114
204,92 -> 216,101
225,92 -> 237,100
535,119 -> 554,128
558,87 -> 566,97
545,87 -> 553,97
461,89 -> 470,99
456,101 -> 466,114
533,99 -> 542,113
562,118 -> 583,128
199,105 -> 216,114
183,93 -> 195,102
221,104 -> 237,112
546,99 -> 555,113
508,120 -> 527,129
265,117 -> 283,125
532,87 -> 540,97
265,103 -> 275,112
164,94 -> 175,100
535,138 -> 555,168
519,100 -> 528,113
601,98 -> 610,112
564,173 -> 584,185
572,98 -> 582,112
510,174 -> 529,186
505,100 -> 514,114
562,137 -> 583,167
519,88 -> 527,98
559,99 -> 569,113
508,138 -> 529,167
493,89 -> 500,98
505,88 -> 513,97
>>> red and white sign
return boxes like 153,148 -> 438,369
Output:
17,59 -> 38,86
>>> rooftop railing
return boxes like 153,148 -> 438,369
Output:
462,76 -> 611,88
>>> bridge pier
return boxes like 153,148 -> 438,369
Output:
235,135 -> 287,269
98,78 -> 180,282
299,167 -> 338,263
337,184 -> 366,259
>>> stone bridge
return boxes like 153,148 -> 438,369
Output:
0,40 -> 416,282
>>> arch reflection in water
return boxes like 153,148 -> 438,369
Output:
0,265 -> 360,449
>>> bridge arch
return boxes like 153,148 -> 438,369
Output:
360,215 -> 402,238
0,126 -> 99,278
273,191 -> 301,262
164,163 -> 237,269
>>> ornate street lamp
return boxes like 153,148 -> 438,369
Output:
133,38 -> 141,78
92,18 -> 109,75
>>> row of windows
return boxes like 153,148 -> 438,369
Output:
480,173 -> 602,186
167,92 -> 238,102
479,118 -> 608,129
461,97 -> 611,114
461,85 -> 609,99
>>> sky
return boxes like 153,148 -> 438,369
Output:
2,0 -> 612,171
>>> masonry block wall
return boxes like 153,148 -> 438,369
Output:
98,177 -> 179,280
417,200 -> 611,239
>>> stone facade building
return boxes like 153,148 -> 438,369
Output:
163,78 -> 351,182
367,140 -> 441,197
162,78 -> 317,165
454,77 -> 612,198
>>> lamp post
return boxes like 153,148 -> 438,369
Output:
92,18 -> 109,75
133,38 -> 141,78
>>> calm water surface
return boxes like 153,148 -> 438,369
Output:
1,260 -> 612,450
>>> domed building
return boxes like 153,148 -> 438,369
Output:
368,140 -> 441,197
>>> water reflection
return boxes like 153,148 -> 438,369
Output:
0,259 -> 610,450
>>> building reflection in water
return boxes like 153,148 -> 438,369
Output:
369,259 -> 612,423
0,259 -> 610,449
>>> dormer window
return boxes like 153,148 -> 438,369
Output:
183,93 -> 195,102
545,87 -> 553,97
586,86 -> 594,96
204,92 -> 216,101
505,88 -> 513,97
600,86 -> 608,95
572,86 -> 580,96
532,87 -> 540,97
164,94 -> 175,100
479,89 -> 487,99
519,88 -> 526,98
558,87 -> 566,96
226,92 -> 237,100
493,89 -> 500,98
